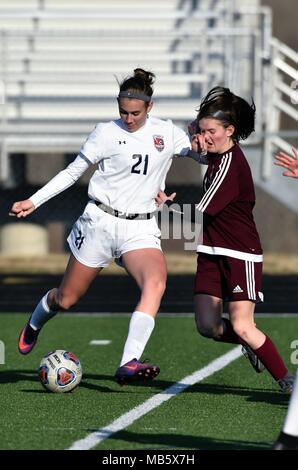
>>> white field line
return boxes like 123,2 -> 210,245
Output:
68,346 -> 242,450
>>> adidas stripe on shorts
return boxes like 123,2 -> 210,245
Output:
194,253 -> 263,303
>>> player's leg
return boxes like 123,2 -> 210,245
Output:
19,202 -> 112,355
194,294 -> 244,343
225,257 -> 294,390
18,255 -> 102,354
114,248 -> 166,384
194,294 -> 223,337
274,370 -> 298,449
48,255 -> 102,310
229,301 -> 294,392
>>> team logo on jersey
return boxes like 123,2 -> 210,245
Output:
153,135 -> 164,152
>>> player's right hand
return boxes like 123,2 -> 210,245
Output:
9,200 -> 36,218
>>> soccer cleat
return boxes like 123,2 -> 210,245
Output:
115,358 -> 160,385
277,373 -> 295,393
241,344 -> 265,373
18,318 -> 40,355
273,431 -> 298,450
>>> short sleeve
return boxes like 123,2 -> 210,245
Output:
79,123 -> 105,164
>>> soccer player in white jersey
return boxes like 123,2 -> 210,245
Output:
273,147 -> 298,449
10,68 -> 201,385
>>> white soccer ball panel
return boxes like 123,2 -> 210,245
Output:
39,349 -> 82,393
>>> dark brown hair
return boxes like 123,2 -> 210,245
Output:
119,68 -> 155,100
197,86 -> 256,142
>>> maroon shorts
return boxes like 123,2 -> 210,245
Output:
194,253 -> 264,303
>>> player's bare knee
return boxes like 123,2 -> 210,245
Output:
232,322 -> 250,342
157,278 -> 166,296
144,278 -> 166,298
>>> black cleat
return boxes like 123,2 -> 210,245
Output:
273,431 -> 298,450
277,373 -> 295,393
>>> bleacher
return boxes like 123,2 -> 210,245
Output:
0,1 -> 223,179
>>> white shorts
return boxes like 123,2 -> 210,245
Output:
67,201 -> 162,268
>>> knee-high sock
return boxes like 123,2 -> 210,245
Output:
253,335 -> 288,381
120,311 -> 155,366
29,291 -> 58,330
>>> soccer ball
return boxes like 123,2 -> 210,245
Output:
39,350 -> 82,393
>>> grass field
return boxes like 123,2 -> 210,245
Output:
0,313 -> 297,450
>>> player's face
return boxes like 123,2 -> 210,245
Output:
198,118 -> 235,154
118,98 -> 153,132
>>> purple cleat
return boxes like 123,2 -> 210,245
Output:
18,319 -> 40,355
115,358 -> 160,385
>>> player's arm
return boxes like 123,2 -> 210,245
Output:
9,153 -> 91,218
184,148 -> 209,164
175,131 -> 209,164
171,120 -> 206,162
274,147 -> 298,178
196,155 -> 239,216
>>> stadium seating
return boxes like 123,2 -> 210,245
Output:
0,0 -> 296,192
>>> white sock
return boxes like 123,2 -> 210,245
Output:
120,311 -> 155,366
29,291 -> 58,330
283,371 -> 298,436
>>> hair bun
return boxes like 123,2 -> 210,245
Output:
134,68 -> 155,86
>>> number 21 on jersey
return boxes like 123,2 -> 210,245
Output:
131,154 -> 149,175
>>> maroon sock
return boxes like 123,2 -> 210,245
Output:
213,318 -> 241,344
254,335 -> 288,381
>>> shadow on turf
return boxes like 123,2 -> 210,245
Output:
87,429 -> 271,450
0,370 -> 116,393
76,375 -> 292,404
0,369 -> 38,384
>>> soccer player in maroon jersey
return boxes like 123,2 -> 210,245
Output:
158,86 -> 294,392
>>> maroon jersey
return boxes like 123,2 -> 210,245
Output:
196,144 -> 263,261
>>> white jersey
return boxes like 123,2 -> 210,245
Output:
30,117 -> 191,213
